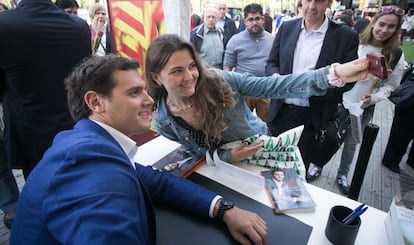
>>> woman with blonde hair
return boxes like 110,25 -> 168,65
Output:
88,3 -> 112,56
146,34 -> 370,164
335,6 -> 406,193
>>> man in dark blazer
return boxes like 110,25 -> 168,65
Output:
10,55 -> 267,244
265,0 -> 358,180
0,0 -> 91,179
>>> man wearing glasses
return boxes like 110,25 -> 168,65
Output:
223,3 -> 274,122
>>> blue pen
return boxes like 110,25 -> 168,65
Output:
342,203 -> 368,225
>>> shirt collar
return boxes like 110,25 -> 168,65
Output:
301,16 -> 329,34
92,120 -> 138,169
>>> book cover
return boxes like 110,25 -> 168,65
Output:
385,196 -> 414,245
262,168 -> 316,213
219,125 -> 307,180
151,145 -> 204,178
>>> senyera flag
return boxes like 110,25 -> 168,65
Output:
107,0 -> 166,77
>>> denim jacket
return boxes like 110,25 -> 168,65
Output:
152,67 -> 331,162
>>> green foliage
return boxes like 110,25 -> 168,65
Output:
401,41 -> 414,63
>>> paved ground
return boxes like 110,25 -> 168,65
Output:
1,100 -> 413,244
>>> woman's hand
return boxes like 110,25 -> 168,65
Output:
230,141 -> 264,162
335,58 -> 370,82
361,94 -> 372,106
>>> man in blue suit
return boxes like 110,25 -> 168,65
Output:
10,55 -> 267,244
265,0 -> 358,184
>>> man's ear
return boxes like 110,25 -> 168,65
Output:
84,91 -> 105,113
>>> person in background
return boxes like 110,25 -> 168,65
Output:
215,0 -> 237,45
146,34 -> 369,165
296,1 -> 303,18
401,8 -> 414,43
382,95 -> 414,173
0,112 -> 18,230
0,3 -> 9,11
335,5 -> 405,192
353,17 -> 370,33
0,0 -> 91,228
335,9 -> 354,27
10,55 -> 268,245
190,6 -> 225,69
88,3 -> 112,56
325,7 -> 333,19
190,12 -> 202,31
190,3 -> 201,31
0,0 -> 18,231
275,9 -> 288,33
265,0 -> 359,181
263,7 -> 273,33
56,0 -> 78,15
223,3 -> 274,122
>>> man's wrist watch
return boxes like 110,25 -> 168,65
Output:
216,199 -> 234,222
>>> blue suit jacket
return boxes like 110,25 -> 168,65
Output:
11,119 -> 216,244
265,18 -> 359,126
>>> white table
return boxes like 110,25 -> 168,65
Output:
136,136 -> 388,245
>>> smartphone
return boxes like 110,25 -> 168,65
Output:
367,53 -> 387,79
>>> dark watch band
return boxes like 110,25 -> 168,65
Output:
216,199 -> 234,221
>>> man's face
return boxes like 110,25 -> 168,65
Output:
98,70 -> 154,136
216,3 -> 227,19
204,7 -> 218,30
245,12 -> 264,34
301,0 -> 331,25
273,171 -> 284,181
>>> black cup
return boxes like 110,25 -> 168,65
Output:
325,205 -> 361,245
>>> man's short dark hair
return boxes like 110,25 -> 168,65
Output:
244,3 -> 263,18
64,55 -> 139,121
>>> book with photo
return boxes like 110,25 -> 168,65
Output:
262,168 -> 316,213
151,145 -> 204,178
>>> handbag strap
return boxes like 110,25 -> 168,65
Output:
390,48 -> 402,70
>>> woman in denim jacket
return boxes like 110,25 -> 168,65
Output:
146,34 -> 369,163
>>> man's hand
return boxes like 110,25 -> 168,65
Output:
223,207 -> 267,245
230,141 -> 264,162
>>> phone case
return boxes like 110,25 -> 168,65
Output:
367,53 -> 387,79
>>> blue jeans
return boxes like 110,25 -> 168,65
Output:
337,106 -> 375,177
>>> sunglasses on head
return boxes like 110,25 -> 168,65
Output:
381,5 -> 404,16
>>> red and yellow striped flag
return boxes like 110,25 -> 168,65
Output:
107,0 -> 166,77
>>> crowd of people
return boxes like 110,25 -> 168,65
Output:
0,0 -> 413,244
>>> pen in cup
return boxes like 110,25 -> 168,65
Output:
342,203 -> 368,225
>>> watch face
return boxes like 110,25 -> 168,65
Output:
221,199 -> 234,208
